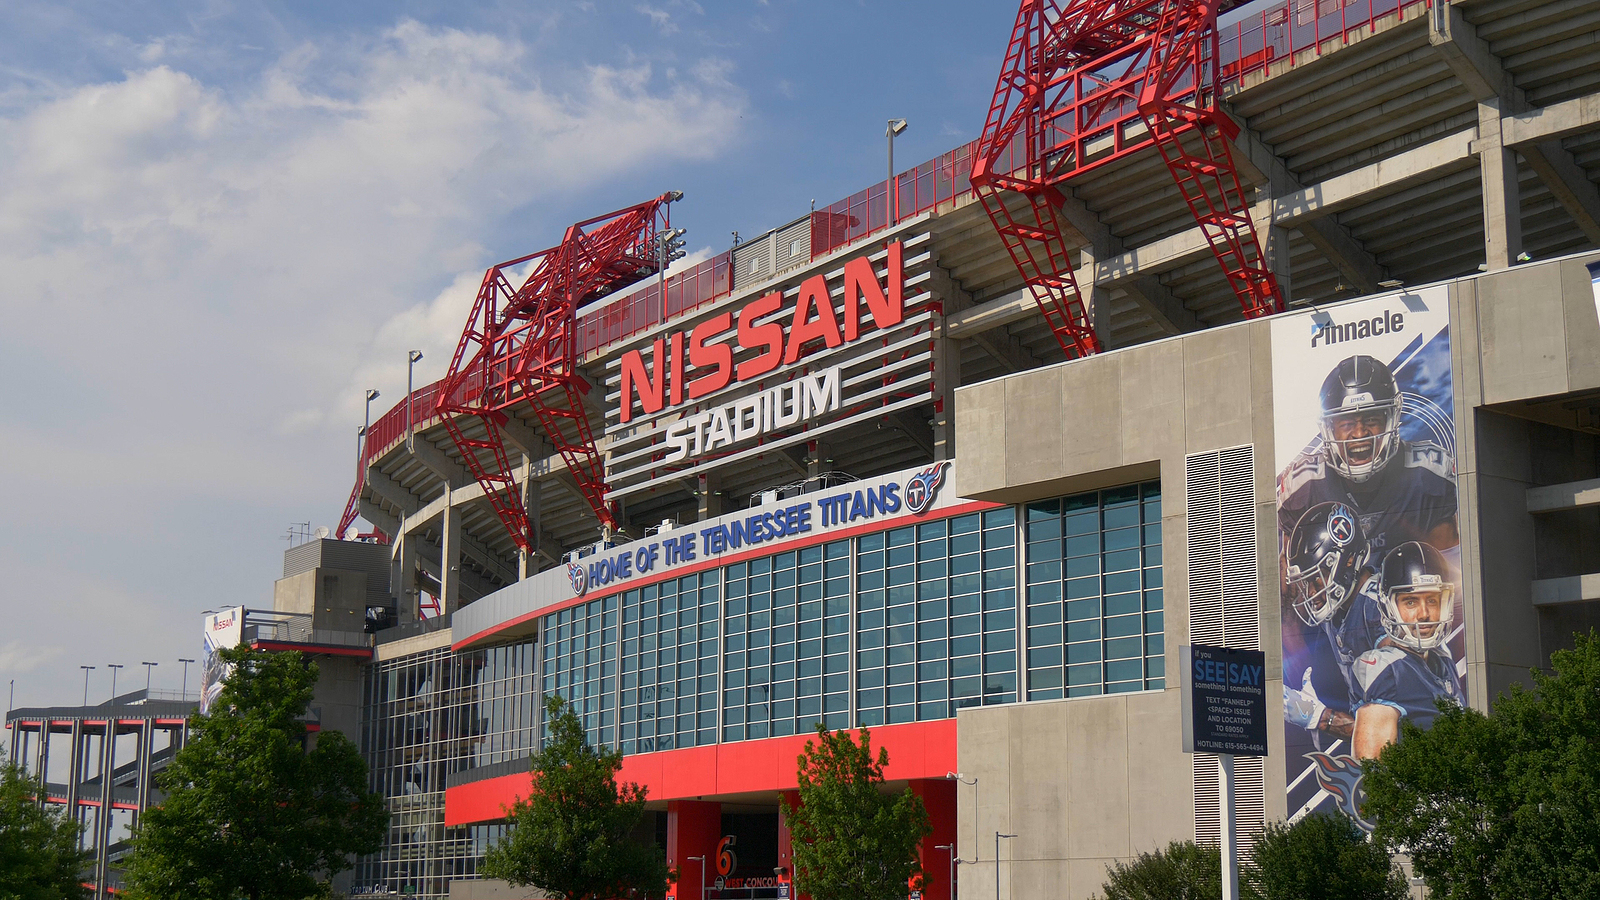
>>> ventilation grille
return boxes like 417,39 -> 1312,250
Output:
1193,754 -> 1266,848
1185,446 -> 1261,649
1187,445 -> 1266,844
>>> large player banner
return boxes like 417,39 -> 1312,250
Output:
1270,286 -> 1467,829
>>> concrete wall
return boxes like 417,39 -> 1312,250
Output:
954,317 -> 1283,900
950,249 -> 1600,900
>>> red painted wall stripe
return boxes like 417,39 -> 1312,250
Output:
444,718 -> 958,827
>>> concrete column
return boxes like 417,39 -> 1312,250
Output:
666,799 -> 723,900
134,719 -> 154,822
64,721 -> 83,813
911,779 -> 958,900
521,467 -> 542,580
441,500 -> 463,614
777,790 -> 800,900
697,471 -> 724,521
1478,98 -> 1523,270
808,439 -> 832,479
1079,245 -> 1115,352
33,722 -> 48,798
1267,224 -> 1293,305
932,311 -> 962,462
397,531 -> 420,622
94,725 -> 113,898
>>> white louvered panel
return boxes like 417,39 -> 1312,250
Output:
1193,754 -> 1266,849
1219,445 -> 1261,650
1186,451 -> 1224,644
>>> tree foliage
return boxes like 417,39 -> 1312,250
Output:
781,724 -> 931,900
481,696 -> 670,900
1096,840 -> 1261,900
0,749 -> 90,900
1250,814 -> 1406,900
1362,629 -> 1600,900
121,645 -> 387,900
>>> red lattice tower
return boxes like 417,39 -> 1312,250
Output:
435,193 -> 679,553
971,0 -> 1282,360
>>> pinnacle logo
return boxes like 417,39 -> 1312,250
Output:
566,561 -> 589,597
903,462 -> 951,516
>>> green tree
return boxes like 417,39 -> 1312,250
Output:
1249,814 -> 1406,900
1362,629 -> 1600,900
482,696 -> 670,900
0,749 -> 90,900
1096,840 -> 1262,900
121,645 -> 387,900
781,724 -> 931,900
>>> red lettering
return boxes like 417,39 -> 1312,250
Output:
618,339 -> 665,424
669,331 -> 684,407
687,312 -> 734,399
736,291 -> 784,381
782,274 -> 842,364
842,241 -> 904,341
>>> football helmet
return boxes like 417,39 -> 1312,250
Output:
1285,501 -> 1369,626
1319,355 -> 1402,483
1378,541 -> 1456,651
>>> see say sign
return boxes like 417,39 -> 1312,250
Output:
1181,644 -> 1268,756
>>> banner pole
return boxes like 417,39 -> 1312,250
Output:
1220,753 -> 1238,900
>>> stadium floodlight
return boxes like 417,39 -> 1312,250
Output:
887,119 -> 909,224
656,226 -> 689,305
142,661 -> 158,692
80,666 -> 95,706
178,658 -> 196,698
107,664 -> 124,701
407,351 -> 424,451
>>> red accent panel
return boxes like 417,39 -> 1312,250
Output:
911,779 -> 957,900
445,771 -> 528,827
667,800 -> 721,900
248,641 -> 373,659
444,719 -> 958,826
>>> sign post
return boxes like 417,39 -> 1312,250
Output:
1181,643 -> 1268,900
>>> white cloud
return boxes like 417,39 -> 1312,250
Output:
0,18 -> 745,706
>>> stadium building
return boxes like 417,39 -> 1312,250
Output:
12,1 -> 1600,898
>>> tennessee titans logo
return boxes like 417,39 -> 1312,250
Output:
566,561 -> 588,597
1305,751 -> 1374,832
1328,505 -> 1356,546
903,462 -> 951,516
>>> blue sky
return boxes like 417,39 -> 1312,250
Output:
0,1 -> 1012,708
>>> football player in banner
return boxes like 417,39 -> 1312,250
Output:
1270,287 -> 1468,830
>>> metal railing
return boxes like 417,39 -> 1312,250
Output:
241,609 -> 373,649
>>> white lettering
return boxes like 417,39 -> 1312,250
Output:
659,367 -> 844,464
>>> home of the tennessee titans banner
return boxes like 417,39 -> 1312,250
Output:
1269,285 -> 1466,830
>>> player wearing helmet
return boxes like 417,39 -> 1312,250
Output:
1350,541 -> 1465,758
1277,355 -> 1458,557
1281,502 -> 1386,738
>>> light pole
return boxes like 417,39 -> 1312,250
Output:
995,832 -> 1016,900
935,843 -> 956,900
887,118 -> 908,224
685,855 -> 705,900
80,666 -> 95,706
107,664 -> 124,701
141,661 -> 158,692
178,658 -> 195,697
406,351 -> 423,452
947,771 -> 978,860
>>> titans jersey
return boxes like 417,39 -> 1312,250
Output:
1324,577 -> 1387,700
1353,644 -> 1464,729
1278,440 -> 1457,556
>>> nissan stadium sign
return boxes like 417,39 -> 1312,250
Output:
604,234 -> 936,499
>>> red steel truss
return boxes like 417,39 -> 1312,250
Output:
434,194 -> 679,553
971,0 -> 1282,359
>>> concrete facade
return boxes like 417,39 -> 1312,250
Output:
949,249 -> 1600,899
